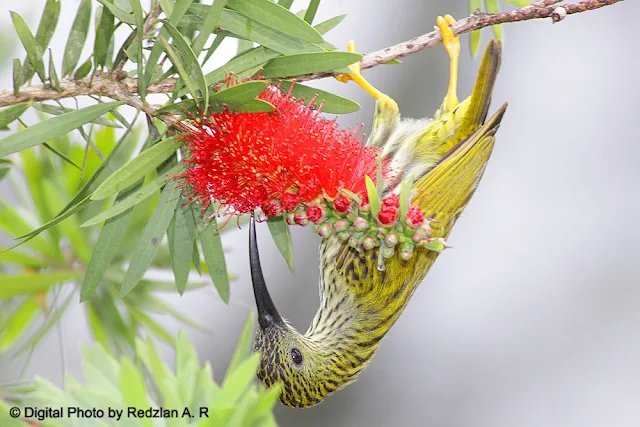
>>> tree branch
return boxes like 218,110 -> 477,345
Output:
0,0 -> 623,112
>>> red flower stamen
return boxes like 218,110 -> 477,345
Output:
177,82 -> 393,216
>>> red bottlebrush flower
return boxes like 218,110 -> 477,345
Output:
281,192 -> 300,212
381,193 -> 400,209
261,201 -> 281,217
378,206 -> 397,225
306,205 -> 325,223
405,205 -> 425,228
332,195 -> 351,213
177,82 -> 394,216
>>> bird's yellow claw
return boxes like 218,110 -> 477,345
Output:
437,14 -> 460,112
335,40 -> 385,100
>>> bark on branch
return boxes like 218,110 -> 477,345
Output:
0,0 -> 624,112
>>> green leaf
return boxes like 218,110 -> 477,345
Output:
0,101 -> 122,158
278,81 -> 360,114
261,51 -> 361,78
33,103 -> 122,128
21,0 -> 60,82
12,59 -> 22,96
484,0 -> 503,40
227,312 -> 255,373
10,11 -> 46,82
0,271 -> 81,299
94,5 -> 115,67
313,14 -> 346,35
73,57 -> 93,80
0,160 -> 11,182
0,246 -> 44,267
48,49 -> 60,90
82,164 -> 184,227
168,202 -> 196,294
220,353 -> 261,404
267,215 -> 294,272
91,137 -> 180,200
95,0 -> 136,24
121,180 -> 182,297
145,0 -> 193,86
62,0 -> 92,76
80,210 -> 131,302
226,0 -> 324,43
176,331 -> 199,406
192,0 -> 227,56
205,47 -> 279,88
130,0 -> 146,100
184,6 -> 324,55
278,0 -> 293,8
194,209 -> 230,303
0,202 -> 60,260
303,0 -> 320,24
120,359 -> 153,427
365,175 -> 381,217
35,1 -> 61,51
0,103 -> 30,128
398,175 -> 414,221
161,20 -> 209,112
0,295 -> 39,352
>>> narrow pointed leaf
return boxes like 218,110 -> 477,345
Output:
313,14 -> 346,35
35,0 -> 61,51
73,57 -> 93,80
278,0 -> 293,8
168,203 -> 196,294
204,47 -> 279,87
145,0 -> 193,85
161,20 -> 209,111
260,52 -> 361,78
95,0 -> 135,24
120,359 -> 153,427
267,216 -> 294,272
278,81 -> 360,114
82,164 -> 184,227
94,5 -> 115,67
10,11 -> 46,82
0,295 -> 39,352
91,137 -> 180,200
365,175 -> 381,217
13,59 -> 22,96
0,101 -> 122,158
121,180 -> 183,297
48,49 -> 60,90
33,103 -> 121,128
192,0 -> 227,56
0,103 -> 30,128
226,0 -> 324,43
62,0 -> 92,76
130,0 -> 146,99
0,271 -> 81,299
227,312 -> 255,373
194,210 -> 229,303
303,0 -> 320,24
184,7 -> 324,55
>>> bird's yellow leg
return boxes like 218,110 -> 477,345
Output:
336,40 -> 386,101
437,14 -> 460,112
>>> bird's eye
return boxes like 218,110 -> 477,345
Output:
291,348 -> 303,366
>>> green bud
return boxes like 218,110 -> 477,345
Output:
334,219 -> 350,232
338,231 -> 350,242
362,237 -> 376,250
399,242 -> 414,261
385,231 -> 399,247
353,217 -> 369,231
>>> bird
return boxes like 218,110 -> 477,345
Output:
249,15 -> 508,408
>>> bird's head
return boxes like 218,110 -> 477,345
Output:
249,216 -> 346,408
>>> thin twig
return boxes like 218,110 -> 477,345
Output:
0,0 -> 624,112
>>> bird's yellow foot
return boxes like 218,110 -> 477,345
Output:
437,14 -> 460,112
335,40 -> 385,100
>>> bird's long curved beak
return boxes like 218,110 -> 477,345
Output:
249,215 -> 285,329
